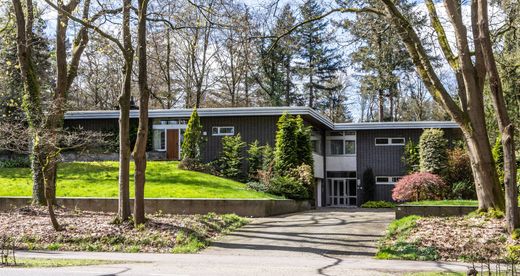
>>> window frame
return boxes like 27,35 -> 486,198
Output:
212,126 -> 235,136
153,129 -> 166,151
374,137 -> 406,146
376,176 -> 402,185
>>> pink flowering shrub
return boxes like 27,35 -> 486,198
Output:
392,172 -> 448,202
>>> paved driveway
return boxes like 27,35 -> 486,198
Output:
3,209 -> 470,275
205,208 -> 394,258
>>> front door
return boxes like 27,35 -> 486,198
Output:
166,129 -> 179,160
327,178 -> 357,207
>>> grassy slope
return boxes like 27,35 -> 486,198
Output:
0,161 -> 278,199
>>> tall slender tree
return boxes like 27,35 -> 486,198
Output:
295,0 -> 342,109
133,0 -> 150,226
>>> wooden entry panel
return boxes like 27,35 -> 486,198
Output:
166,129 -> 179,160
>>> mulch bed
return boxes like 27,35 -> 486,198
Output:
408,216 -> 516,261
0,206 -> 245,253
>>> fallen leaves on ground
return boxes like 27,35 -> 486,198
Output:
0,206 -> 247,253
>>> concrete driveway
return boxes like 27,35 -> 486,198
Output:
206,208 -> 394,258
2,209 -> 471,275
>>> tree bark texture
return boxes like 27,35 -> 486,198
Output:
118,0 -> 134,221
133,0 -> 150,226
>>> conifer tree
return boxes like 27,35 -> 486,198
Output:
295,0 -> 342,108
247,140 -> 263,181
219,134 -> 246,180
181,109 -> 203,160
274,113 -> 298,174
294,115 -> 313,168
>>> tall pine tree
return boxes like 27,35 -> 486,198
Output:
258,4 -> 297,106
295,0 -> 342,109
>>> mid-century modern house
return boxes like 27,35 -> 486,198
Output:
64,107 -> 461,208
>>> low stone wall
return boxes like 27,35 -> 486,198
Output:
395,204 -> 477,219
0,197 -> 311,217
60,152 -> 167,162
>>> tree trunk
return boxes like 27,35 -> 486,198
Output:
42,153 -> 61,231
133,0 -> 150,226
463,127 -> 505,210
31,140 -> 45,205
475,0 -> 519,231
118,0 -> 133,221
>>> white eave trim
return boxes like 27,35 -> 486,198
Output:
64,107 -> 459,130
64,107 -> 335,129
333,121 -> 460,130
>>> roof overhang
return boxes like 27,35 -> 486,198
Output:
334,121 -> 460,130
64,107 -> 335,129
64,107 -> 460,130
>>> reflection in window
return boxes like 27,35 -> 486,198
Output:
330,140 -> 344,155
153,129 -> 166,151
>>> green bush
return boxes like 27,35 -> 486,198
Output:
261,144 -> 274,171
403,140 -> 420,173
247,140 -> 263,181
294,115 -> 313,168
419,129 -> 448,176
446,147 -> 473,184
451,180 -> 476,200
246,181 -> 268,192
181,109 -> 204,161
274,113 -> 298,174
492,135 -> 504,185
0,157 -> 30,168
361,201 -> 395,208
218,134 -> 246,180
268,176 -> 309,200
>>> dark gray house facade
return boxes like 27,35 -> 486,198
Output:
64,107 -> 461,207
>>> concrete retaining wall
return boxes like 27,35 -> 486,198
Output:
0,197 -> 311,217
395,204 -> 477,219
60,152 -> 167,162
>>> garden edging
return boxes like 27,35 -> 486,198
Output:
0,197 -> 311,217
395,204 -> 477,219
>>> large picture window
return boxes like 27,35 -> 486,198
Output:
153,129 -> 166,151
328,139 -> 356,155
212,126 -> 234,136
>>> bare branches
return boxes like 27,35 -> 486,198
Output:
266,7 -> 384,53
42,0 -> 125,53
0,121 -> 114,155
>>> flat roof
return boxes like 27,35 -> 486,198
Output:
64,107 -> 459,130
334,121 -> 460,130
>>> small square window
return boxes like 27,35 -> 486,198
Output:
344,140 -> 356,154
330,140 -> 344,155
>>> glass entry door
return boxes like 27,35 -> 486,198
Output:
326,178 -> 357,207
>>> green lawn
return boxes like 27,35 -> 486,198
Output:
5,258 -> 127,268
0,161 -> 279,199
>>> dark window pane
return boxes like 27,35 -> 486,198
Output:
327,171 -> 356,178
350,198 -> 357,206
376,177 -> 389,183
344,140 -> 356,154
375,138 -> 388,145
330,140 -> 344,155
349,180 -> 357,196
391,138 -> 405,144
